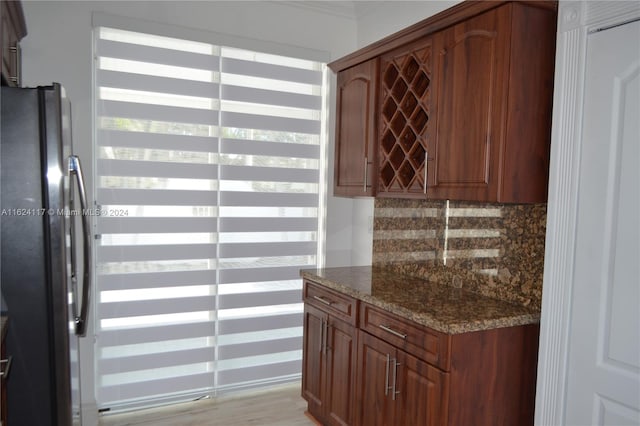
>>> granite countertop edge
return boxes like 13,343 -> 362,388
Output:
300,268 -> 540,335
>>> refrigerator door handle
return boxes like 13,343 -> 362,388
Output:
68,155 -> 92,337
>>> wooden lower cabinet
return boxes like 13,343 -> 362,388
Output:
355,330 -> 446,426
302,305 -> 325,416
302,304 -> 357,426
396,346 -> 448,426
357,303 -> 539,426
302,284 -> 539,426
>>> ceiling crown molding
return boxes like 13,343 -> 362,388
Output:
273,1 -> 358,19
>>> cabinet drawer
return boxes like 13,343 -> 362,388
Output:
360,303 -> 450,370
304,281 -> 358,326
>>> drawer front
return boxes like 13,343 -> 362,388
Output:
304,280 -> 357,326
360,303 -> 450,370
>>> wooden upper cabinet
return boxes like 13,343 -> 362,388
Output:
1,0 -> 27,87
377,37 -> 434,197
428,6 -> 510,201
329,1 -> 557,202
334,58 -> 378,197
428,2 -> 556,203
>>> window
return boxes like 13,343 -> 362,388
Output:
94,25 -> 325,410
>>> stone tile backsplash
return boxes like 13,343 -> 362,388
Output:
373,198 -> 546,310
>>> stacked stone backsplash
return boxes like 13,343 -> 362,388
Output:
373,198 -> 546,310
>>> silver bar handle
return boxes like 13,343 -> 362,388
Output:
424,150 -> 428,194
69,155 -> 92,337
16,43 -> 21,85
392,359 -> 401,400
0,356 -> 12,379
384,353 -> 391,396
379,324 -> 407,340
363,157 -> 368,193
9,44 -> 20,85
313,295 -> 333,307
323,319 -> 329,355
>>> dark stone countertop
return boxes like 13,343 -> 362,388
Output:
301,266 -> 540,334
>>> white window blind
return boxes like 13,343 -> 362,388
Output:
94,26 -> 324,410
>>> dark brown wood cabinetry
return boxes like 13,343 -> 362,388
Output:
428,3 -> 556,202
302,282 -> 358,425
334,59 -> 378,197
329,0 -> 557,203
356,330 -> 446,426
302,278 -> 540,426
357,302 -> 539,426
1,0 -> 26,87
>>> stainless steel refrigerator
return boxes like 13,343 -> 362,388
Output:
1,83 -> 91,426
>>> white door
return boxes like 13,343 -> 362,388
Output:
565,19 -> 640,425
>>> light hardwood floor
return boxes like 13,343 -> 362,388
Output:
99,382 -> 317,426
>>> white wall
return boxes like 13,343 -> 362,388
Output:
356,0 -> 460,46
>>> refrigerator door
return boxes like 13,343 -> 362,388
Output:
41,83 -> 77,426
0,84 -> 84,426
2,85 -> 58,426
59,87 -> 85,426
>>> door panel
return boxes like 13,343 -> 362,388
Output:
356,331 -> 395,426
430,7 -> 509,200
565,19 -> 640,425
334,60 -> 378,196
326,317 -> 356,426
302,305 -> 327,417
397,350 -> 447,426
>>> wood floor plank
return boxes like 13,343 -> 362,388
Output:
99,382 -> 314,426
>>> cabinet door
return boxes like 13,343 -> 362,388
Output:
325,316 -> 357,426
378,36 -> 433,197
1,1 -> 26,87
429,6 -> 510,201
1,2 -> 17,85
334,59 -> 378,197
302,304 -> 327,420
356,331 -> 396,426
396,349 -> 448,426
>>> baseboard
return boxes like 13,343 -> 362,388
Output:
304,410 -> 322,426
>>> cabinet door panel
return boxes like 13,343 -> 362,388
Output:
430,6 -> 510,201
302,305 -> 327,418
356,331 -> 396,426
397,350 -> 448,426
334,59 -> 378,197
1,1 -> 26,87
326,317 -> 356,426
